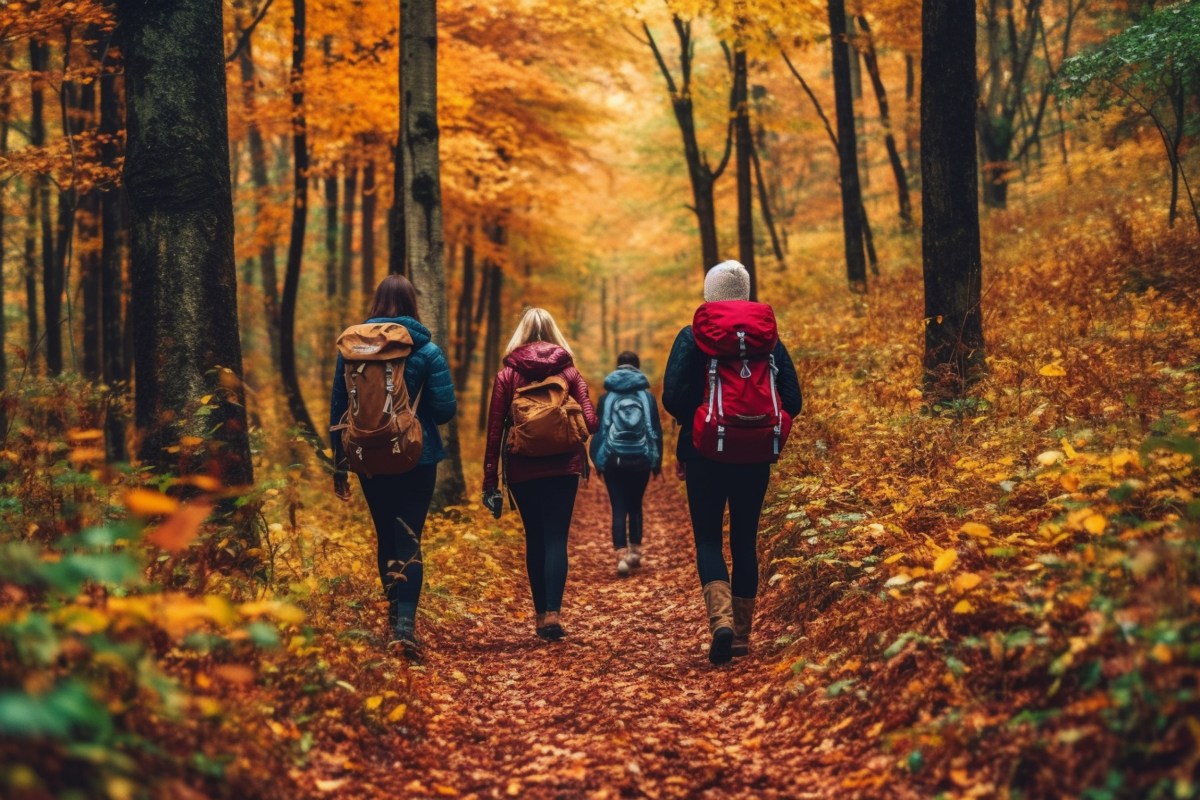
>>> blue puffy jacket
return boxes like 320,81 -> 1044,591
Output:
329,316 -> 457,467
589,365 -> 663,472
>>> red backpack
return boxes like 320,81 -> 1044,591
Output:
691,301 -> 792,464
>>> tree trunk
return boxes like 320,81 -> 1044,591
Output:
644,19 -> 730,274
921,0 -> 985,399
324,173 -> 338,298
361,157 -> 377,294
857,16 -> 913,229
389,141 -> 405,276
401,0 -> 464,508
24,172 -> 40,372
119,0 -> 254,486
31,40 -> 64,374
477,259 -> 501,434
99,43 -> 127,461
1,73 -> 8,437
827,0 -> 867,293
751,124 -> 785,265
732,43 -> 757,299
453,225 -> 476,391
279,0 -> 327,461
848,15 -> 868,188
905,53 -> 917,181
340,162 -> 357,306
237,25 -> 281,368
78,68 -> 102,381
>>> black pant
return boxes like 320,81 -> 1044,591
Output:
359,464 -> 438,617
510,475 -> 579,613
604,468 -> 650,549
684,460 -> 771,598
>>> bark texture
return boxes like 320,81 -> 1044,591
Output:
732,42 -> 757,300
827,0 -> 867,292
99,42 -> 127,461
922,0 -> 986,398
119,0 -> 253,485
401,0 -> 464,507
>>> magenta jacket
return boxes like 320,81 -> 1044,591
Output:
483,342 -> 599,491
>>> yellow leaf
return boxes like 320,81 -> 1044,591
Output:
959,522 -> 992,539
179,435 -> 205,448
1061,437 -> 1078,459
1150,643 -> 1172,664
434,786 -> 459,797
882,553 -> 905,564
365,696 -> 383,711
124,488 -> 179,517
146,502 -> 213,552
387,704 -> 408,722
933,549 -> 958,574
67,428 -> 104,442
1039,362 -> 1066,377
952,600 -> 975,614
953,572 -> 983,592
1083,514 -> 1107,535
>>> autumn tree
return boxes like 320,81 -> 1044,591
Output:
118,0 -> 253,485
828,0 -> 867,292
921,0 -> 984,398
400,0 -> 465,507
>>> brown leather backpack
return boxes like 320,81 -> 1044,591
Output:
506,374 -> 589,457
332,323 -> 424,476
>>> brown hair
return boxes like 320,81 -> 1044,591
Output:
367,274 -> 419,320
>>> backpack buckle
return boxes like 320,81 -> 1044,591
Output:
737,330 -> 747,357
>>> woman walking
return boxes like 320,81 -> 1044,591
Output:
590,351 -> 662,576
662,261 -> 802,664
330,274 -> 457,655
482,308 -> 599,640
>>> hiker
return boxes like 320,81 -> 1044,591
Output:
662,261 -> 802,664
482,307 -> 599,640
589,351 -> 662,576
330,274 -> 457,654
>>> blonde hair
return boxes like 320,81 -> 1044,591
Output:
504,307 -> 574,357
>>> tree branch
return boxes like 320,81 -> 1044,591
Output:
226,0 -> 274,64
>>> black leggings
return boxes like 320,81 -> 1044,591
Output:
510,475 -> 579,613
359,464 -> 438,615
604,468 -> 650,549
684,460 -> 771,598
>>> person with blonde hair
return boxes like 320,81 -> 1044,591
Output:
483,308 -> 599,640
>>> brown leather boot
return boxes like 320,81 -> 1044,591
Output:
731,596 -> 755,657
702,581 -> 735,664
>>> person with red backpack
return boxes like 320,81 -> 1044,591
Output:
662,261 -> 802,665
483,308 -> 599,640
589,351 -> 663,576
329,274 -> 457,655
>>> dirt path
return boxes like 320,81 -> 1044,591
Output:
340,475 -> 839,799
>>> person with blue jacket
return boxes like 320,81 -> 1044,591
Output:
590,351 -> 662,576
330,274 -> 456,653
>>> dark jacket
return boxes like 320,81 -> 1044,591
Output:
589,365 -> 663,472
483,341 -> 599,491
661,324 -> 802,463
329,316 -> 457,467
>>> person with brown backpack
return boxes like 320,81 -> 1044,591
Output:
482,307 -> 599,640
662,261 -> 802,665
329,274 -> 457,655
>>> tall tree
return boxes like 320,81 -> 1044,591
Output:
79,38 -> 103,381
361,156 -> 377,294
400,0 -> 465,507
235,8 -> 281,368
99,33 -> 127,461
643,17 -> 733,273
856,15 -> 913,229
1,66 -> 9,437
30,39 -> 63,372
279,0 -> 328,460
118,0 -> 253,485
827,0 -> 867,292
921,0 -> 985,398
730,36 -> 757,299
340,161 -> 357,305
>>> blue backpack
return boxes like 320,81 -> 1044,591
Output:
598,388 -> 658,470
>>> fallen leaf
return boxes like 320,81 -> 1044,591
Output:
125,488 -> 180,516
146,503 -> 213,552
933,549 -> 958,573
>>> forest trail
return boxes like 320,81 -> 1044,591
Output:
327,474 -> 837,800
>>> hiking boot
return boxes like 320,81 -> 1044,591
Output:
731,596 -> 756,657
617,549 -> 631,576
702,581 -> 735,665
390,620 -> 422,660
627,544 -> 643,569
537,610 -> 565,641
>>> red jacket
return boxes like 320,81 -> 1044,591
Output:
483,342 -> 599,491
